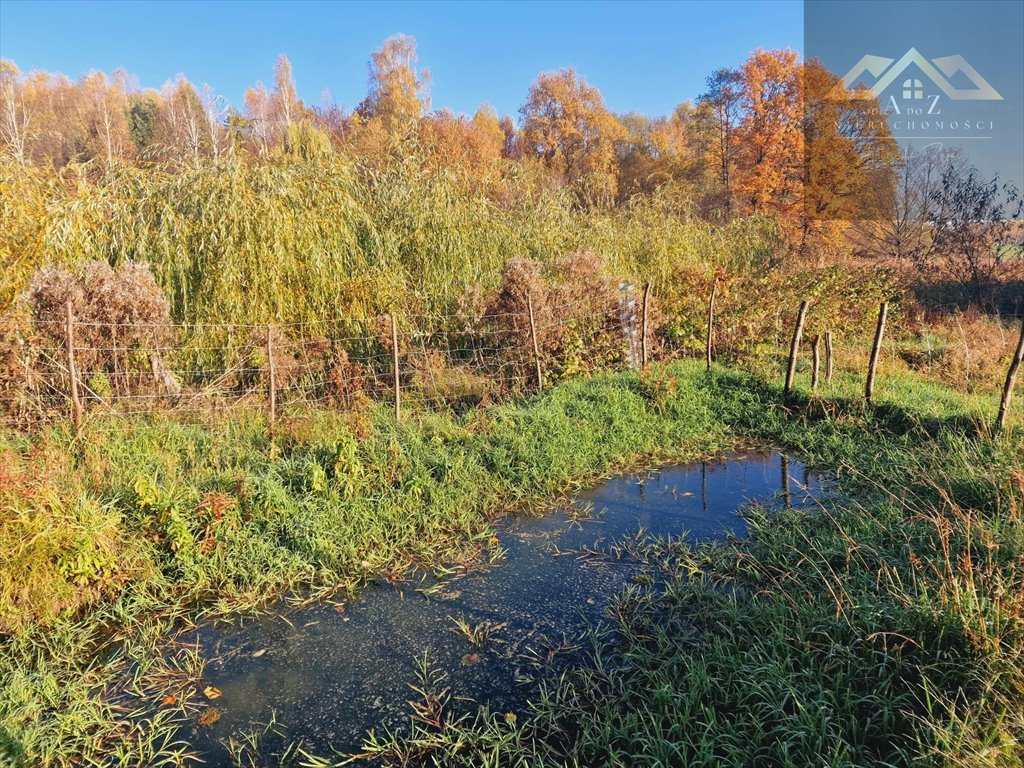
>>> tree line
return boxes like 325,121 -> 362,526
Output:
1,36 -> 898,258
3,34 -> 1020,302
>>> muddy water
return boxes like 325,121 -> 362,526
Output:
186,448 -> 823,762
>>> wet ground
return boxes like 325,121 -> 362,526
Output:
184,448 -> 824,762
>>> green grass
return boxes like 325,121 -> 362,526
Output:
0,361 -> 1021,767
358,367 -> 1024,768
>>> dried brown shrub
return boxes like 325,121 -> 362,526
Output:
28,261 -> 173,397
898,306 -> 1021,392
487,257 -> 553,350
238,330 -> 371,407
1,261 -> 174,419
325,347 -> 370,408
485,252 -> 646,378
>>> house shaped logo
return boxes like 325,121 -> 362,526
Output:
837,48 -> 1003,101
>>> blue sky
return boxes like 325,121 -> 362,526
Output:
0,0 -> 803,118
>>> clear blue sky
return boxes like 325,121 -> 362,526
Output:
0,0 -> 803,118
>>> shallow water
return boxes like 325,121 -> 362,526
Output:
185,448 -> 823,762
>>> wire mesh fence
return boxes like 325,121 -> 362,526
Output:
1,287 -> 1022,434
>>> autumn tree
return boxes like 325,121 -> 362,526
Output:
82,69 -> 135,166
928,164 -> 1023,300
699,67 -> 742,214
360,34 -> 430,128
272,54 -> 299,129
244,54 -> 303,156
852,144 -> 959,263
800,59 -> 898,261
419,104 -> 506,181
17,70 -> 88,166
613,102 -> 719,205
519,68 -> 624,204
732,50 -> 803,231
157,76 -> 210,163
201,84 -> 232,160
615,113 -> 663,199
0,60 -> 32,165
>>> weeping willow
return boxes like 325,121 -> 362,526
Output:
0,152 -> 780,330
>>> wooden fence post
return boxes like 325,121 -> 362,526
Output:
824,330 -> 834,383
266,325 -> 276,433
784,300 -> 808,396
391,312 -> 401,421
641,281 -> 651,371
706,278 -> 717,371
865,302 -> 888,404
65,299 -> 83,433
995,320 -> 1024,434
811,333 -> 821,393
527,292 -> 543,390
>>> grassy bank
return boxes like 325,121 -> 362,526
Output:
1,362 -> 1021,766
2,363 -> 733,766
363,369 -> 1024,767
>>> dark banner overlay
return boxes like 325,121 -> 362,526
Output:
804,0 -> 1024,222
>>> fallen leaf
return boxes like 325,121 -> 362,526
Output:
161,694 -> 177,706
251,648 -> 267,658
461,653 -> 480,666
203,685 -> 222,700
197,707 -> 221,727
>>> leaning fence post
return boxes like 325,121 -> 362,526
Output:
391,312 -> 401,421
706,277 -> 717,371
65,299 -> 83,433
784,300 -> 808,396
266,325 -> 276,433
995,320 -> 1024,434
824,330 -> 834,383
641,281 -> 652,371
527,292 -> 543,390
811,333 -> 821,393
865,302 -> 888,404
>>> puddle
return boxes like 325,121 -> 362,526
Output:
183,448 -> 824,762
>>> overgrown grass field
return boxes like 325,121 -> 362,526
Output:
1,362 -> 1021,766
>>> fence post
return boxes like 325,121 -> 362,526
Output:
865,302 -> 888,404
824,330 -> 833,383
784,300 -> 808,396
527,292 -> 543,390
65,299 -> 83,434
641,281 -> 651,371
391,312 -> 401,421
995,320 -> 1024,434
811,333 -> 821,393
706,277 -> 717,371
617,282 -> 641,368
266,325 -> 276,433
